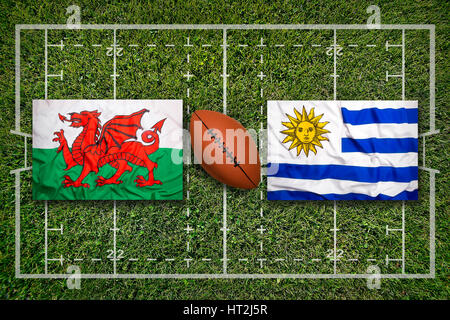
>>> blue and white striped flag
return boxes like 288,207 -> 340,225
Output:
267,100 -> 418,200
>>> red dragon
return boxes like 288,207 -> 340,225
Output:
52,109 -> 166,188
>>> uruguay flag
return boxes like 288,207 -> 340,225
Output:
267,100 -> 418,200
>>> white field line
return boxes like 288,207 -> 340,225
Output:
222,29 -> 228,274
16,273 -> 436,279
44,29 -> 48,99
401,30 -> 406,274
13,24 -> 438,279
44,200 -> 48,274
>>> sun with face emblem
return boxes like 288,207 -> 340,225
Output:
280,106 -> 330,157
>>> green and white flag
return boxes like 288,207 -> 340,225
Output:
33,100 -> 183,200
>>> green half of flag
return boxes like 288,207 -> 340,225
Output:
33,148 -> 183,200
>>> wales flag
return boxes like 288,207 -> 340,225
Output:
32,100 -> 183,200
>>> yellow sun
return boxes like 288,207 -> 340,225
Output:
281,106 -> 330,157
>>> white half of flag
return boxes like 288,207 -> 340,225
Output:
267,100 -> 418,200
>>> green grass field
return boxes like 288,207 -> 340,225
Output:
0,0 -> 449,299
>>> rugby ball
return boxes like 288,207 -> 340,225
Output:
190,110 -> 261,189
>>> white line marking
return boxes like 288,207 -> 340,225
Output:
257,225 -> 266,234
48,40 -> 64,49
333,201 -> 337,274
422,136 -> 426,166
113,29 -> 117,99
47,71 -> 63,79
257,71 -> 266,80
10,130 -> 31,138
44,200 -> 48,274
402,201 -> 406,273
385,71 -> 403,81
24,136 -> 27,167
333,29 -> 337,100
430,26 -> 436,131
222,29 -> 228,275
113,201 -> 117,274
48,255 -> 64,266
430,170 -> 436,276
15,24 -> 438,280
419,166 -> 440,174
184,37 -> 193,47
402,29 -> 405,100
257,258 -> 267,268
183,71 -> 194,80
10,166 -> 31,174
44,29 -> 47,99
15,24 -> 436,30
385,40 -> 402,50
16,273 -> 437,279
257,37 -> 266,47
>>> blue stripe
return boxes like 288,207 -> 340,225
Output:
342,138 -> 418,153
341,107 -> 417,125
267,190 -> 418,200
268,163 -> 417,183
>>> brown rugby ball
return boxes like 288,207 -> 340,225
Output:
190,110 -> 260,189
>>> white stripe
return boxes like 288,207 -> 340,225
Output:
268,151 -> 418,168
340,100 -> 418,110
33,100 -> 183,149
344,123 -> 418,139
268,177 -> 418,197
